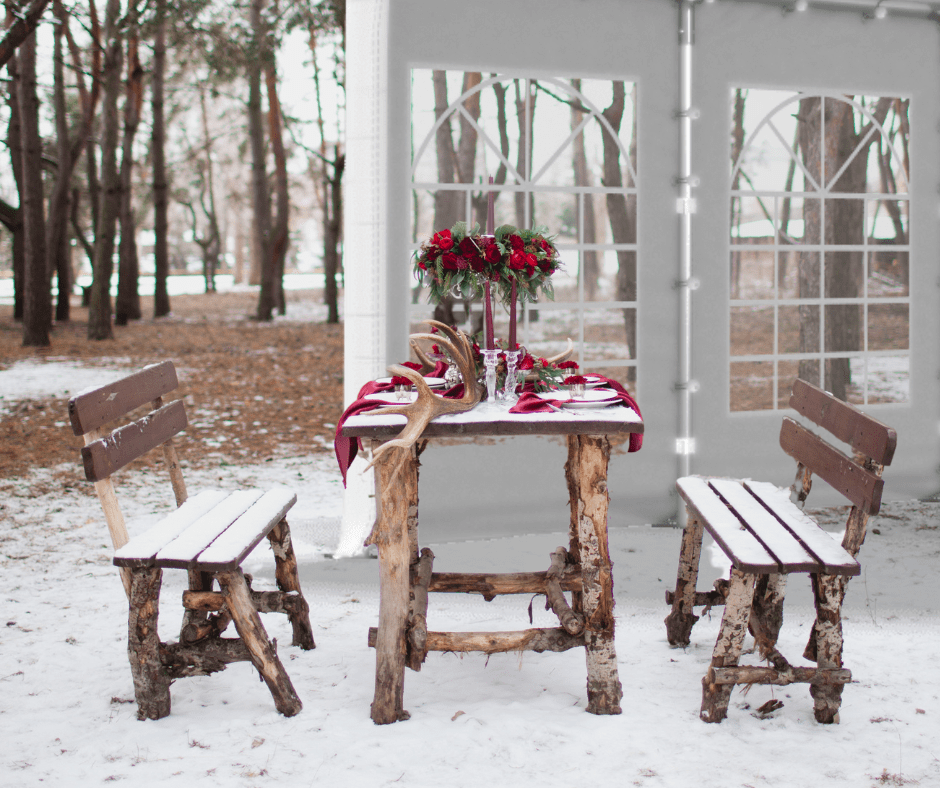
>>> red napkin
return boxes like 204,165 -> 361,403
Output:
508,378 -> 643,452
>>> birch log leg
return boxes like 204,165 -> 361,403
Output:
750,573 -> 787,653
809,573 -> 848,724
367,441 -> 418,724
127,566 -> 171,720
267,519 -> 316,650
564,437 -> 584,615
566,435 -> 622,715
217,569 -> 302,717
701,569 -> 756,723
406,548 -> 434,672
664,512 -> 704,647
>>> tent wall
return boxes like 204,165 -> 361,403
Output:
691,2 -> 940,501
342,0 -> 940,552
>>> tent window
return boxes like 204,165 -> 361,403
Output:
729,89 -> 910,411
410,71 -> 639,392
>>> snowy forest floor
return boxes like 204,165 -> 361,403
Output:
1,287 -> 939,787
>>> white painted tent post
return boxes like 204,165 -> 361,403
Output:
338,0 -> 390,557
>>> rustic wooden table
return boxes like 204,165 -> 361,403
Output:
341,404 -> 644,724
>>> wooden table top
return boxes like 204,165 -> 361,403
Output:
340,401 -> 643,440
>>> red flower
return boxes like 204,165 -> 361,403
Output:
483,241 -> 501,264
458,237 -> 477,256
525,253 -> 538,273
564,375 -> 588,385
441,251 -> 461,270
509,250 -> 527,270
432,229 -> 454,250
508,234 -> 524,251
469,255 -> 484,272
391,375 -> 413,386
557,360 -> 579,370
518,354 -> 535,371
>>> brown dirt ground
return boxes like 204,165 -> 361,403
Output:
0,289 -> 344,482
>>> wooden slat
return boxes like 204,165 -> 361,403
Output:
194,490 -> 296,572
676,477 -> 780,573
780,418 -> 884,515
789,378 -> 896,466
114,490 -> 230,567
708,479 -> 819,572
81,400 -> 188,482
69,361 -> 178,436
154,490 -> 265,569
744,481 -> 861,576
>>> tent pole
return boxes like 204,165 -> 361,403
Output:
677,0 -> 696,523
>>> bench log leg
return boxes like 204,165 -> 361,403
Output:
749,573 -> 787,653
127,566 -> 172,720
566,435 -> 623,716
701,569 -> 756,723
808,572 -> 849,724
664,510 -> 705,647
267,519 -> 316,650
217,568 -> 302,717
367,442 -> 418,724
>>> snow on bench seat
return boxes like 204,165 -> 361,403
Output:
113,489 -> 296,571
195,489 -> 297,572
677,476 -> 860,576
676,477 -> 778,574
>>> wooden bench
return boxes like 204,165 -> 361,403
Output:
664,378 -> 896,724
69,361 -> 315,720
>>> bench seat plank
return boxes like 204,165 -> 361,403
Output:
154,490 -> 265,569
194,489 -> 297,572
708,479 -> 819,572
744,481 -> 860,576
676,477 -> 779,573
114,490 -> 229,567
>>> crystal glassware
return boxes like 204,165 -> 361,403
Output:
479,348 -> 501,408
569,381 -> 585,399
501,349 -> 521,404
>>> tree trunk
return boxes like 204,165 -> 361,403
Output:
602,82 -> 638,385
0,0 -> 51,70
571,78 -> 599,300
47,13 -> 71,323
5,40 -> 25,322
151,0 -> 170,317
87,0 -> 123,341
250,0 -> 274,320
797,96 -> 892,400
324,150 -> 343,324
18,28 -> 50,346
265,57 -> 289,316
116,12 -> 143,325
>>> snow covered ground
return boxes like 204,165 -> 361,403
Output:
2,362 -> 939,787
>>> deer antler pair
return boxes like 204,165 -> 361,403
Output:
363,321 -> 481,471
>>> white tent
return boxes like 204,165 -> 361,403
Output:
338,0 -> 939,555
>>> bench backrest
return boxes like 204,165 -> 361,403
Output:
69,361 -> 188,483
780,379 -> 896,516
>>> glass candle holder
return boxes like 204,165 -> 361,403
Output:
479,348 -> 501,407
501,349 -> 521,404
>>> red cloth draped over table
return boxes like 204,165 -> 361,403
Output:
335,371 -> 642,485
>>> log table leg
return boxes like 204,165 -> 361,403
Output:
217,569 -> 302,717
565,435 -> 623,715
808,572 -> 849,724
127,566 -> 172,720
664,512 -> 705,647
367,441 -> 419,724
268,519 -> 316,650
701,568 -> 756,723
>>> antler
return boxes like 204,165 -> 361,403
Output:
363,322 -> 481,471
